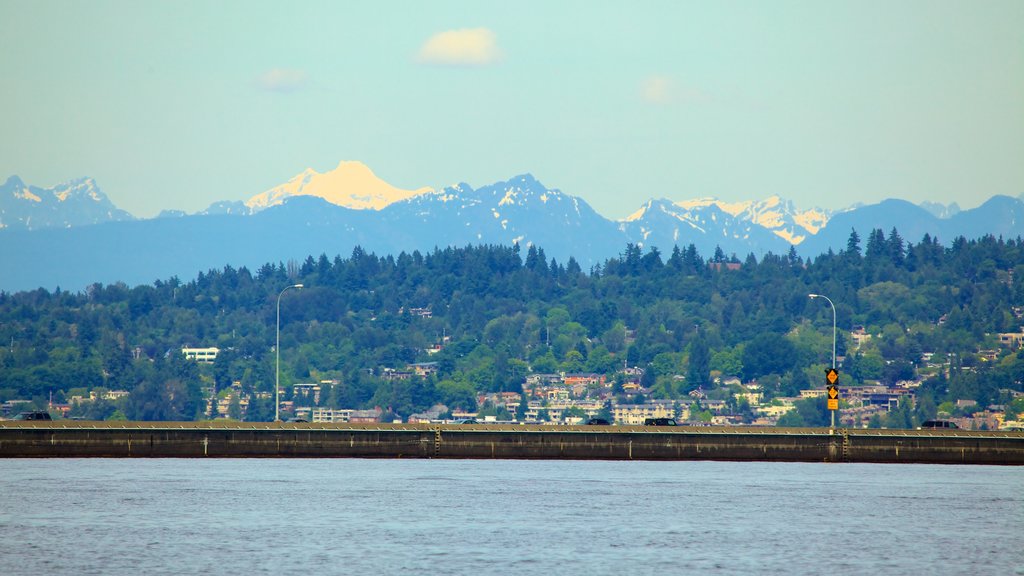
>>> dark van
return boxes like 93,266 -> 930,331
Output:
644,417 -> 677,426
919,419 -> 959,429
13,411 -> 52,421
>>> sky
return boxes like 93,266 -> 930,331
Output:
1,0 -> 1022,219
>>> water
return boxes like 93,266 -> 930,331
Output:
0,459 -> 1021,576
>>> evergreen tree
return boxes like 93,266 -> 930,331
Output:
685,336 -> 710,393
845,229 -> 861,257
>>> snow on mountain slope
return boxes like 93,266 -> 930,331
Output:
0,175 -> 133,230
620,198 -> 790,257
658,195 -> 830,245
380,173 -> 623,262
245,160 -> 433,212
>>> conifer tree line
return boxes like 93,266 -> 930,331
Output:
2,228 -> 1024,424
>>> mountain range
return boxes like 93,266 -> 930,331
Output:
0,161 -> 1017,292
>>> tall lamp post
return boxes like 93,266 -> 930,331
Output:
809,293 -> 836,428
276,283 -> 303,422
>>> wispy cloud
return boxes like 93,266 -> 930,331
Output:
640,75 -> 709,105
416,28 -> 502,67
641,76 -> 674,105
256,68 -> 309,93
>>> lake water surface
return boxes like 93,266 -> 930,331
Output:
0,459 -> 1021,575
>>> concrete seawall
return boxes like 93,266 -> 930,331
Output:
2,422 -> 1023,464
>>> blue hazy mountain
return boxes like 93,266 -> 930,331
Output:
798,199 -> 941,257
2,167 -> 1024,292
377,174 -> 623,266
798,196 -> 1024,257
945,195 -> 1024,241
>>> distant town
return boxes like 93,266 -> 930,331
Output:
5,331 -> 1021,431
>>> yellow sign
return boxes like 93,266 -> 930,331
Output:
826,368 -> 839,385
827,384 -> 839,411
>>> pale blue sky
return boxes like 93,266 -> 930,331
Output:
2,0 -> 1021,218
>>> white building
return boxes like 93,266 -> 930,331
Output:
182,347 -> 219,363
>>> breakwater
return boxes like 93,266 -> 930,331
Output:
2,421 -> 1022,464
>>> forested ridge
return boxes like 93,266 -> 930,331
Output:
3,228 -> 1024,425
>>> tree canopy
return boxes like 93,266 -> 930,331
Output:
2,232 -> 1024,424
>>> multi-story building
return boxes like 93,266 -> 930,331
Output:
312,408 -> 353,423
613,402 -> 675,425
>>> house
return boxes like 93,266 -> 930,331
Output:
850,326 -> 871,349
734,391 -> 762,406
704,400 -> 727,413
349,408 -> 383,423
864,389 -> 910,410
498,391 -> 522,405
408,404 -> 448,424
90,390 -> 129,401
979,349 -> 1000,361
450,409 -> 478,421
525,373 -> 563,387
382,368 -> 414,381
711,415 -> 744,426
998,332 -> 1024,348
399,306 -> 433,318
560,373 -> 603,397
408,362 -> 439,377
564,373 -> 604,387
182,347 -> 219,363
547,388 -> 569,401
755,402 -> 795,419
478,392 -> 522,414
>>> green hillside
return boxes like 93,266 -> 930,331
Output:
2,230 -> 1024,427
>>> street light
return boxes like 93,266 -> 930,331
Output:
809,293 -> 836,429
276,283 -> 303,422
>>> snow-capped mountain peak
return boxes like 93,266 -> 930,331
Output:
245,160 -> 433,211
0,175 -> 133,230
662,195 -> 830,245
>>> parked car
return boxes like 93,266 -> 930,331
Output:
13,411 -> 52,421
584,418 -> 611,425
918,419 -> 959,429
644,417 -> 678,426
285,417 -> 309,423
453,418 -> 478,424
